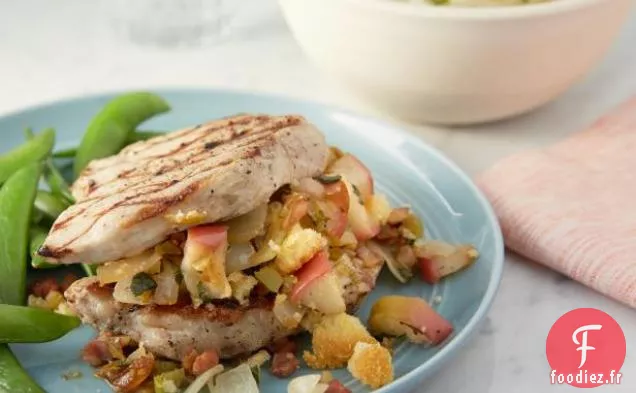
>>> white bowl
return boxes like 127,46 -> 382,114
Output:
279,0 -> 633,124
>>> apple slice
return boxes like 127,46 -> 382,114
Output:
368,295 -> 453,345
297,271 -> 346,315
312,199 -> 348,239
182,225 -> 231,305
290,250 -> 331,302
415,241 -> 479,284
328,154 -> 374,201
342,180 -> 380,241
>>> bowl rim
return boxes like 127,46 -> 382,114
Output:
336,0 -> 612,20
0,87 -> 506,393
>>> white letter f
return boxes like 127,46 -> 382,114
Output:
572,324 -> 602,368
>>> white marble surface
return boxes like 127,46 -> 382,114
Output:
0,1 -> 635,392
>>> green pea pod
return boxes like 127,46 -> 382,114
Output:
45,161 -> 75,204
34,190 -> 68,220
29,227 -> 54,269
74,92 -> 170,176
0,164 -> 45,392
0,129 -> 53,184
0,345 -> 45,393
52,147 -> 77,159
127,130 -> 165,144
0,163 -> 41,306
0,305 -> 80,344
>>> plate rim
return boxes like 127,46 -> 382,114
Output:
0,87 -> 505,392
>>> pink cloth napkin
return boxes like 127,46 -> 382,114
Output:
477,97 -> 636,308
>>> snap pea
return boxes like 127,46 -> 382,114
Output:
0,305 -> 80,344
0,163 -> 41,306
0,346 -> 45,393
52,147 -> 77,159
0,129 -> 53,184
33,190 -> 68,220
29,227 -> 54,269
44,161 -> 74,204
127,130 -> 165,144
74,92 -> 170,176
0,163 -> 46,393
24,128 -> 74,205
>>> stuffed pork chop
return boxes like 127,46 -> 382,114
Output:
39,113 -> 403,363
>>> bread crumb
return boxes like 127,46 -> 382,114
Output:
347,342 -> 394,388
303,313 -> 376,369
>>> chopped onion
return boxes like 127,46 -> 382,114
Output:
183,364 -> 223,393
296,177 -> 325,198
209,364 -> 259,393
113,276 -> 149,305
153,262 -> 179,305
225,243 -> 256,273
273,294 -> 305,329
288,374 -> 329,393
245,350 -> 271,368
254,266 -> 284,292
97,250 -> 162,285
226,204 -> 268,244
367,241 -> 413,283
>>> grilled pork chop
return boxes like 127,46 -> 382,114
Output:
65,257 -> 383,360
39,115 -> 328,264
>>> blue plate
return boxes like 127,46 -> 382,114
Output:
2,89 -> 504,393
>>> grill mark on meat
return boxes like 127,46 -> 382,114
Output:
117,168 -> 136,179
122,181 -> 200,227
81,127 -> 280,199
49,154 -> 238,256
81,120 -> 295,198
141,116 -> 282,160
51,181 -> 185,253
79,135 -> 270,208
41,114 -> 326,264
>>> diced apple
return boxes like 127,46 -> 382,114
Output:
328,154 -> 374,201
182,225 -> 231,306
281,194 -> 309,231
368,295 -> 453,345
415,241 -> 479,284
297,271 -> 346,315
342,180 -> 380,241
312,199 -> 348,239
418,257 -> 441,284
324,180 -> 350,214
365,194 -> 392,226
290,250 -> 331,302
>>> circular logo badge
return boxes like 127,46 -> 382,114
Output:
546,308 -> 626,388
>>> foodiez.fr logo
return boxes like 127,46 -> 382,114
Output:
546,308 -> 626,388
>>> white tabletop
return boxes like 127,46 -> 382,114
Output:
0,1 -> 634,392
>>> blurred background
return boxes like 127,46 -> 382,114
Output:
1,1 -> 636,392
1,1 -> 635,173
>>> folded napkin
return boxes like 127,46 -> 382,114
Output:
477,97 -> 636,308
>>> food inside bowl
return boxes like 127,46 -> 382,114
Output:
10,93 -> 479,393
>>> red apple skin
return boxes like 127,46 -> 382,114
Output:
368,295 -> 454,345
290,250 -> 331,302
188,225 -> 228,249
324,180 -> 350,214
344,183 -> 380,241
418,257 -> 441,284
328,154 -> 374,201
